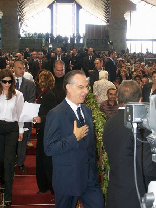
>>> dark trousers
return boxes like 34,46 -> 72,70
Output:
0,121 -> 18,201
17,130 -> 29,166
55,166 -> 105,208
36,129 -> 53,194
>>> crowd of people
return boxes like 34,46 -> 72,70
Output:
0,46 -> 156,207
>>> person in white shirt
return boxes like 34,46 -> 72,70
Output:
0,69 -> 24,206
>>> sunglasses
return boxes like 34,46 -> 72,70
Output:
1,80 -> 12,84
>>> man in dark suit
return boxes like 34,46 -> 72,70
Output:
44,70 -> 104,208
103,80 -> 147,208
29,51 -> 49,79
52,60 -> 66,104
28,51 -> 38,75
89,58 -> 104,91
14,60 -> 36,172
24,48 -> 30,60
105,49 -> 117,82
70,48 -> 82,70
49,48 -> 66,74
83,47 -> 97,77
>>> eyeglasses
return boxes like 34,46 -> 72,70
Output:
70,84 -> 90,90
1,80 -> 12,84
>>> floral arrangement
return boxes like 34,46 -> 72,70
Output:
76,90 -> 109,207
85,90 -> 109,196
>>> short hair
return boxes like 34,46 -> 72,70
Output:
108,49 -> 115,57
39,70 -> 55,90
14,60 -> 25,67
134,75 -> 141,80
152,70 -> 156,76
63,70 -> 86,94
0,69 -> 16,100
99,71 -> 108,80
118,80 -> 142,105
107,88 -> 117,94
143,74 -> 148,78
113,77 -> 121,84
94,58 -> 103,63
53,60 -> 65,70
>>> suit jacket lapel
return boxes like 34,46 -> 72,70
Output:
20,77 -> 25,92
62,100 -> 79,126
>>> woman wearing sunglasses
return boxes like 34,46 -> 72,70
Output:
0,69 -> 24,206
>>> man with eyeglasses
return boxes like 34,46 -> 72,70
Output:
44,70 -> 105,208
52,60 -> 66,104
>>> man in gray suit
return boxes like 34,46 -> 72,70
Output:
13,60 -> 36,172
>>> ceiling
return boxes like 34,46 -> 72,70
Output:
141,0 -> 156,5
18,0 -> 110,23
18,0 -> 156,24
130,0 -> 156,6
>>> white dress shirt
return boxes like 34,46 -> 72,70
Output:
0,90 -> 24,133
65,97 -> 85,121
15,76 -> 22,89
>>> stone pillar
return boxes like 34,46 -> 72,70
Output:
0,0 -> 19,52
75,3 -> 82,35
109,0 -> 136,52
48,3 -> 54,36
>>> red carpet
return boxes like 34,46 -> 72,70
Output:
11,128 -> 55,208
10,129 -> 83,208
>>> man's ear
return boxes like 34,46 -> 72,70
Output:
66,84 -> 70,92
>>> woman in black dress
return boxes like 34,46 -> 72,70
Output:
33,70 -> 57,194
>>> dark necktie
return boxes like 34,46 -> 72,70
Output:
16,78 -> 19,89
77,107 -> 84,126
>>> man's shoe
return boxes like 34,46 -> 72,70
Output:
27,142 -> 34,147
19,165 -> 26,172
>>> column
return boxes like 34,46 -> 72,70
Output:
109,0 -> 136,52
48,3 -> 54,36
75,3 -> 82,35
0,0 -> 19,52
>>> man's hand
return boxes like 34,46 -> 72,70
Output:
18,133 -> 23,141
73,120 -> 89,141
33,116 -> 41,123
